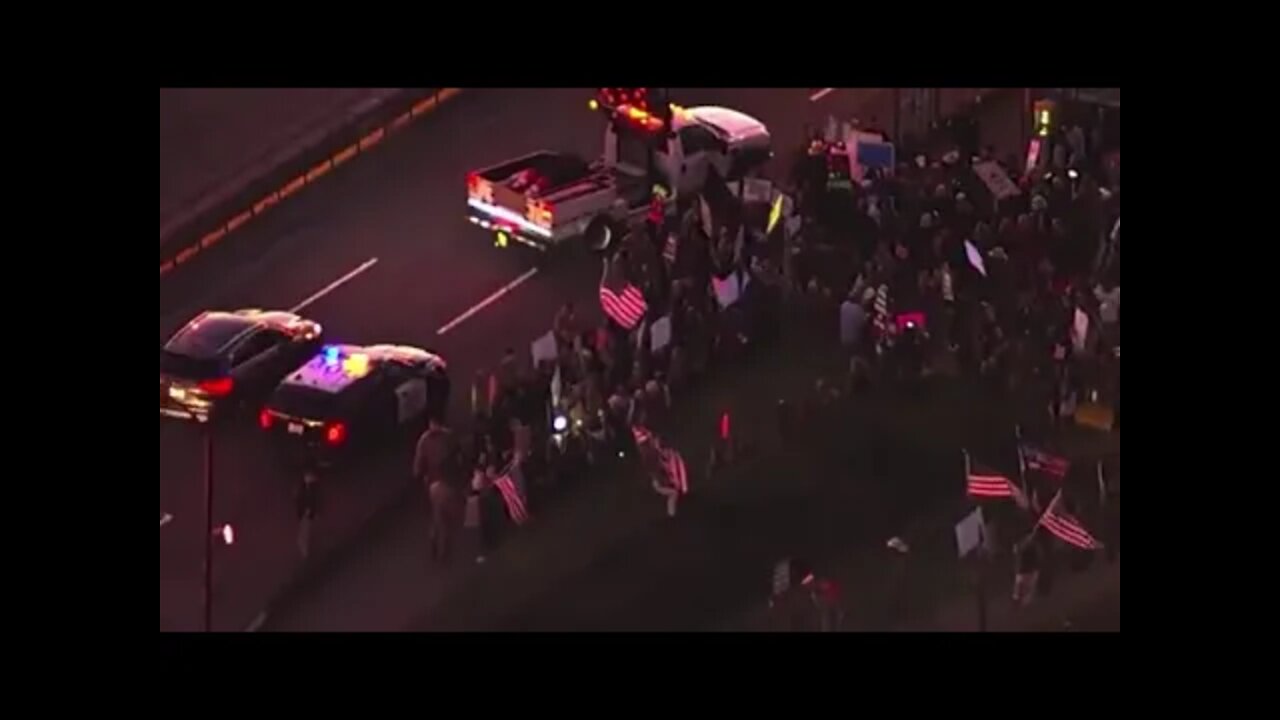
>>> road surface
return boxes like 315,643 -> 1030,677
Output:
160,87 -> 900,631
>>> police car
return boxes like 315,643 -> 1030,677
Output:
260,344 -> 449,464
161,309 -> 324,423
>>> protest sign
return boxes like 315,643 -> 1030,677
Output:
974,161 -> 1021,200
530,330 -> 558,365
650,315 -> 672,352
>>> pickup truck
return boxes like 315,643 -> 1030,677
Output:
466,97 -> 771,250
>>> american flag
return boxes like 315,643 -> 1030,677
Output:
872,284 -> 891,349
965,450 -> 1022,500
494,463 -> 530,526
1038,491 -> 1103,550
660,445 -> 689,495
1021,445 -> 1070,481
632,424 -> 655,447
600,282 -> 647,330
662,233 -> 678,265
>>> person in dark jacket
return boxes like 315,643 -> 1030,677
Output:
295,470 -> 321,559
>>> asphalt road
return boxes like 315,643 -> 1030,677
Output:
158,88 -> 905,631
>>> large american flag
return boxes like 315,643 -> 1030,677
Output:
494,463 -> 530,526
1038,491 -> 1102,550
1021,444 -> 1070,481
600,282 -> 648,330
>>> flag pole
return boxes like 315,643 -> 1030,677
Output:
1014,425 -> 1029,495
1096,460 -> 1107,509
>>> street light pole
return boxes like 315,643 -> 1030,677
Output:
202,425 -> 214,632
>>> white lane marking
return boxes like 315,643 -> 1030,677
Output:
436,267 -> 540,336
289,258 -> 380,313
809,88 -> 836,102
161,513 -> 174,529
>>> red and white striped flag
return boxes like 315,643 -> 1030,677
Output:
1038,491 -> 1102,550
494,464 -> 530,526
600,283 -> 647,330
660,445 -> 689,495
632,424 -> 655,447
965,450 -> 1023,502
1021,444 -> 1070,481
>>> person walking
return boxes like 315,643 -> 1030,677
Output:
295,469 -> 320,560
428,474 -> 464,565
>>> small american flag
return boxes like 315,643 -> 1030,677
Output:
494,463 -> 530,526
1038,491 -> 1103,550
660,445 -> 689,495
1021,445 -> 1070,481
872,284 -> 891,345
600,283 -> 647,330
632,425 -> 655,447
965,450 -> 1022,501
662,233 -> 678,265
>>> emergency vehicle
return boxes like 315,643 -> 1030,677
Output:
160,309 -> 324,423
466,88 -> 771,250
260,344 -> 449,465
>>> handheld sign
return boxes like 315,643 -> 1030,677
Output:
531,330 -> 558,365
955,506 -> 986,559
1072,308 -> 1090,353
974,161 -> 1021,200
965,241 -> 988,277
650,315 -> 673,352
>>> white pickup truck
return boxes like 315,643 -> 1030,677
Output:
466,97 -> 771,249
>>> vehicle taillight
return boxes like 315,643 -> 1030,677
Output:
259,409 -> 274,430
467,172 -> 481,194
199,377 -> 234,397
325,421 -> 348,446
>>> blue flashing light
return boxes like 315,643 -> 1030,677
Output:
323,346 -> 341,366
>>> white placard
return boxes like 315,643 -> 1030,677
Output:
974,161 -> 1022,200
772,559 -> 791,595
395,378 -> 428,424
965,241 -> 987,277
1072,308 -> 1090,353
531,330 -> 558,365
955,506 -> 985,559
712,273 -> 741,308
650,315 -> 673,352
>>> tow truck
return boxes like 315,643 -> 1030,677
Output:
466,88 -> 772,250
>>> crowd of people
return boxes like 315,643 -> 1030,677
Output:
411,180 -> 786,565
409,95 -> 1121,629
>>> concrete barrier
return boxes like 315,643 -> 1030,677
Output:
160,88 -> 463,278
